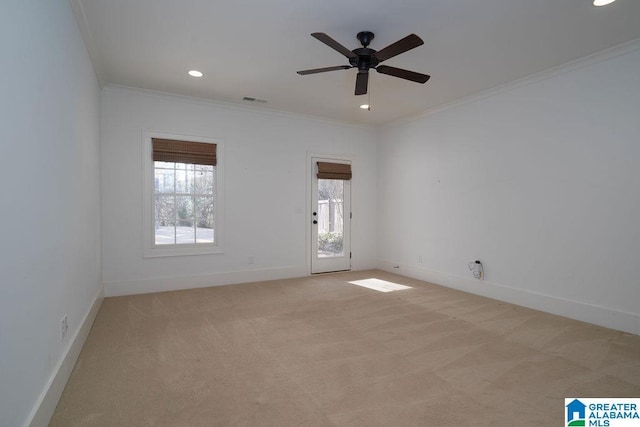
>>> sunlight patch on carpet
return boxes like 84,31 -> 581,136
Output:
348,278 -> 413,293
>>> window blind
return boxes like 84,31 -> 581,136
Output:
152,138 -> 217,166
317,162 -> 352,180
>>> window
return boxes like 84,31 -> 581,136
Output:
143,133 -> 223,257
154,161 -> 215,245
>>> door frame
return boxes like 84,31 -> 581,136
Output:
307,152 -> 353,274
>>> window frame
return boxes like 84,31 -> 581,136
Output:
143,131 -> 224,258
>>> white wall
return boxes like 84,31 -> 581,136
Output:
0,1 -> 102,426
101,87 -> 378,296
378,44 -> 640,335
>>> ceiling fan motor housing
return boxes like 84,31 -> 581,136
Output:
351,32 -> 379,72
351,48 -> 379,72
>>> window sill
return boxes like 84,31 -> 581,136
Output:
143,244 -> 223,258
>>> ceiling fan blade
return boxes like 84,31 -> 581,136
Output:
311,33 -> 357,59
355,71 -> 368,95
374,34 -> 424,62
297,65 -> 352,75
376,65 -> 430,83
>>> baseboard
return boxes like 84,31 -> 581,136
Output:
26,285 -> 104,427
104,266 -> 309,297
378,260 -> 639,336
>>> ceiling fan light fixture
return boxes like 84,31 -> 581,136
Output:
188,70 -> 203,77
593,0 -> 616,6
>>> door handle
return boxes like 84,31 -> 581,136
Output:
313,220 -> 318,224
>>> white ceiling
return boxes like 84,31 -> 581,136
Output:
71,0 -> 640,125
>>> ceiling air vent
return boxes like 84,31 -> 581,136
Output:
242,97 -> 268,103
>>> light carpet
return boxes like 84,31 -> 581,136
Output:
51,270 -> 640,426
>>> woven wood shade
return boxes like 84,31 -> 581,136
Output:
317,162 -> 352,180
152,138 -> 217,166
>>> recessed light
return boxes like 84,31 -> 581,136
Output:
188,70 -> 203,77
593,0 -> 616,6
360,104 -> 370,110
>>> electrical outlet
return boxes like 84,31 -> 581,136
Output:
61,315 -> 68,341
248,256 -> 254,264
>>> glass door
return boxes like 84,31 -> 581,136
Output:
311,158 -> 351,273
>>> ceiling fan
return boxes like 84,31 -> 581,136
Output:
297,31 -> 430,96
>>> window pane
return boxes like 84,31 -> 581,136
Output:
154,168 -> 174,193
175,168 -> 190,193
195,171 -> 214,194
175,196 -> 194,244
155,195 -> 175,222
176,163 -> 195,171
317,179 -> 344,257
155,224 -> 175,245
154,161 -> 175,169
155,195 -> 175,245
176,196 -> 193,226
176,225 -> 196,244
195,197 -> 214,225
195,164 -> 214,172
196,218 -> 214,243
